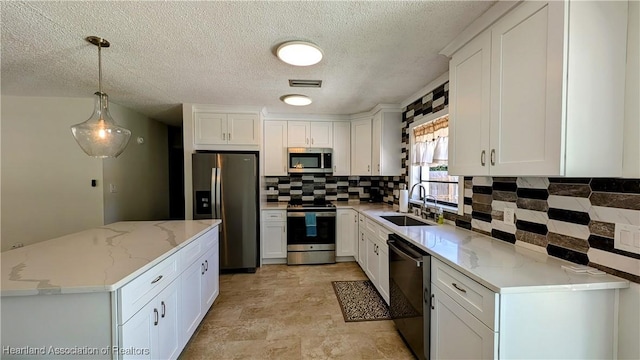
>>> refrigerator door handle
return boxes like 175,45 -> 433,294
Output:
214,167 -> 222,220
211,168 -> 218,219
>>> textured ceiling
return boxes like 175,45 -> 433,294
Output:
1,1 -> 495,126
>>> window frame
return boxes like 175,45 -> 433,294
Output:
408,108 -> 464,214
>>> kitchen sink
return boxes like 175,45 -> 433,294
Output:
380,215 -> 432,227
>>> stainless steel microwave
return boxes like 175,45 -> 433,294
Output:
287,148 -> 332,174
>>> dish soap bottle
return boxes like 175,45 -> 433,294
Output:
436,207 -> 444,224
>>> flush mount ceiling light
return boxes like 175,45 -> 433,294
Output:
71,36 -> 131,158
276,41 -> 323,66
281,94 -> 312,106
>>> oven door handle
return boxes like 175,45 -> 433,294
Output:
388,240 -> 423,267
287,212 -> 336,217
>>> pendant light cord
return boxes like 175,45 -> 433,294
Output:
98,41 -> 102,94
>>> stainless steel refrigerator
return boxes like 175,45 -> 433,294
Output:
192,152 -> 259,272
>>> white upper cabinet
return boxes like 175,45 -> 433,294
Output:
371,110 -> 402,176
332,122 -> 351,175
623,1 -> 639,178
287,121 -> 333,148
351,118 -> 372,175
194,112 -> 259,146
263,121 -> 288,176
448,31 -> 491,176
447,0 -> 629,177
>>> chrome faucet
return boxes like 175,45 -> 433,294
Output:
409,183 -> 427,216
424,195 -> 438,219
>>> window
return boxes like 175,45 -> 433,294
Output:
409,110 -> 459,209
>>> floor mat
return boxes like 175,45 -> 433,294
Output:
332,280 -> 391,322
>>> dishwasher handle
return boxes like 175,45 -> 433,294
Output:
388,239 -> 423,267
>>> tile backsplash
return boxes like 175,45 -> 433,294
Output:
446,176 -> 640,283
264,175 -> 400,205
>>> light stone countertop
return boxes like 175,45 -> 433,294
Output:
1,220 -> 220,297
336,203 -> 629,294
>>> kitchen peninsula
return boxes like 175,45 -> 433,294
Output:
1,220 -> 221,360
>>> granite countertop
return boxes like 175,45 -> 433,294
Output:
1,220 -> 221,297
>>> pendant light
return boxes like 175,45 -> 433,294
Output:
71,36 -> 131,158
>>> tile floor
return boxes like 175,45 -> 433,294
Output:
179,262 -> 415,359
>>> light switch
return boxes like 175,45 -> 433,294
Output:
614,223 -> 640,255
109,184 -> 117,193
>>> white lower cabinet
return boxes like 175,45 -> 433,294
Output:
336,209 -> 358,257
357,215 -> 366,268
357,213 -> 390,304
120,279 -> 181,360
261,210 -> 287,262
430,257 -> 619,359
119,227 -> 220,360
431,284 -> 496,360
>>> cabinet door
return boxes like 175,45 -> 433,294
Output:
227,114 -> 259,145
287,121 -> 310,147
351,118 -> 372,175
262,221 -> 287,258
180,259 -> 204,344
357,219 -> 366,268
194,113 -> 227,145
156,280 -> 180,360
371,113 -> 382,176
365,235 -> 379,284
489,1 -> 563,176
448,31 -> 491,176
336,209 -> 357,257
310,122 -> 333,147
120,301 -> 154,360
264,121 -> 288,176
431,285 -> 496,360
201,245 -> 219,312
378,243 -> 389,305
332,122 -> 351,175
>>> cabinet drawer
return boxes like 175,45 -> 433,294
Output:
365,217 -> 379,235
431,258 -> 498,330
119,254 -> 180,324
262,210 -> 285,221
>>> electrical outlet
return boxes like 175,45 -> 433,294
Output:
503,208 -> 515,225
11,243 -> 24,249
614,223 -> 640,255
109,184 -> 117,193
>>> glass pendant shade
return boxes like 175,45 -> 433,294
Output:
71,92 -> 131,158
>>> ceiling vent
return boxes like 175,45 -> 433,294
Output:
289,79 -> 322,88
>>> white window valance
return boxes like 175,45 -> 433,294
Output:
412,115 -> 449,166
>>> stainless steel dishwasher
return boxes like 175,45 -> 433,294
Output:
388,234 -> 430,360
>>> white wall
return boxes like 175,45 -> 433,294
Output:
1,96 -> 104,250
103,103 -> 169,224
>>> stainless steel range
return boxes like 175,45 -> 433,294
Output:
286,202 -> 336,265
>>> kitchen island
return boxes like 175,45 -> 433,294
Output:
1,220 -> 221,360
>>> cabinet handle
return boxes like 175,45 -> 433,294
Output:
205,260 -> 209,272
306,138 -> 309,144
154,308 -> 159,326
161,301 -> 166,318
201,263 -> 205,275
490,149 -> 496,166
222,133 -> 226,141
424,288 -> 429,304
151,275 -> 163,284
367,165 -> 370,172
334,165 -> 336,172
431,294 -> 435,310
480,150 -> 486,166
228,133 -> 231,140
452,283 -> 467,293
377,164 -> 380,171
311,138 -> 314,145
